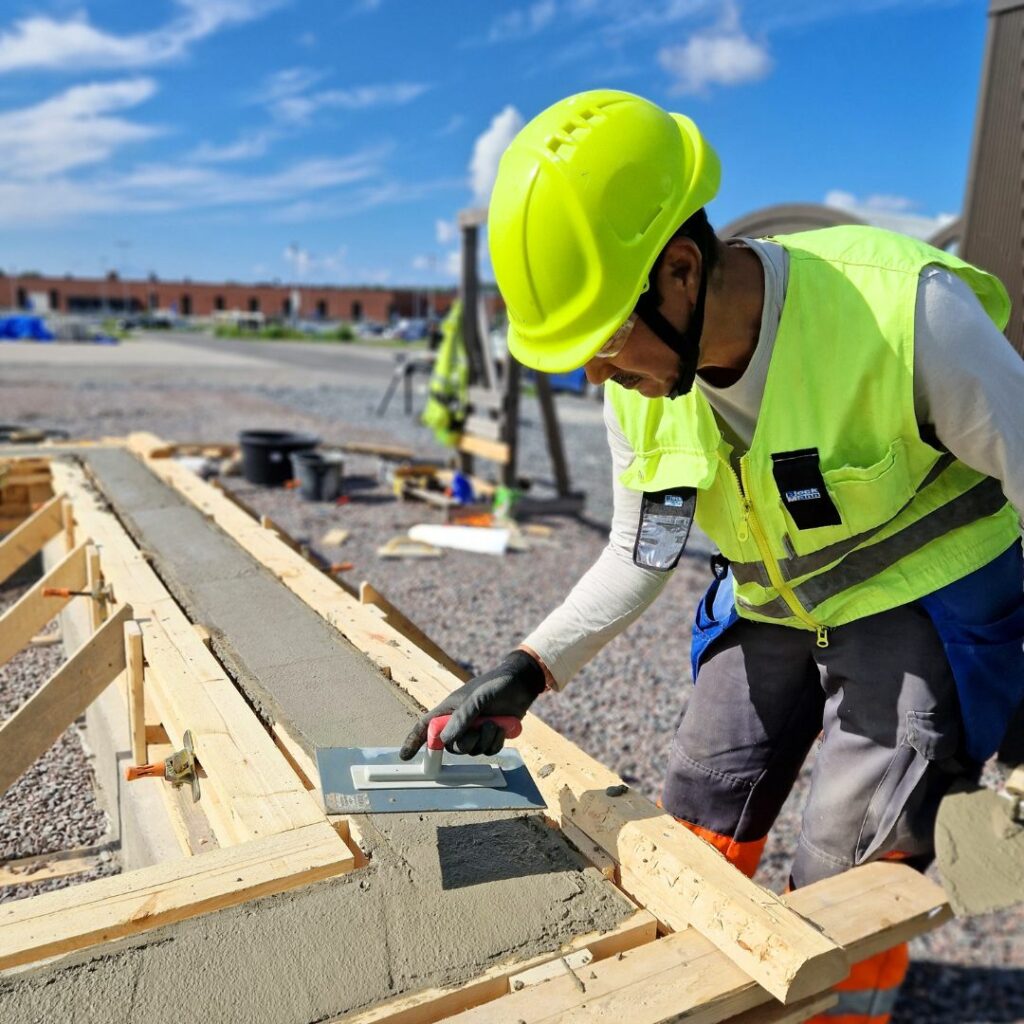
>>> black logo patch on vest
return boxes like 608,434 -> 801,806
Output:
771,449 -> 842,530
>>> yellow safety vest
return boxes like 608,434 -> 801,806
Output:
608,226 -> 1019,641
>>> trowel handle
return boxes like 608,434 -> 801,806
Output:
426,715 -> 523,751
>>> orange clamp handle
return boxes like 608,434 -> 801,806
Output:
42,587 -> 73,598
125,763 -> 164,782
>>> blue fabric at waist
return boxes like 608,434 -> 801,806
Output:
690,541 -> 1024,762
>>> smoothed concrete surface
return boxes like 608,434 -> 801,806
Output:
0,449 -> 634,1022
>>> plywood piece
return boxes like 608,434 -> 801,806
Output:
0,848 -> 104,887
0,821 -> 354,971
321,527 -> 350,546
443,863 -> 948,1024
0,542 -> 88,668
143,446 -> 846,1003
458,434 -> 510,464
0,492 -> 63,586
50,461 -> 325,847
0,603 -> 131,795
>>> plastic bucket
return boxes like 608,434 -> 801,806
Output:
238,430 -> 320,487
290,450 -> 345,502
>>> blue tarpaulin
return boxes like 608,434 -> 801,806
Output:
0,315 -> 54,341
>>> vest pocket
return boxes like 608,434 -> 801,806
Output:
782,439 -> 915,557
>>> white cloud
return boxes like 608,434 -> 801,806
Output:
435,114 -> 465,137
658,3 -> 772,94
0,78 -> 159,178
0,1 -> 282,74
485,0 -> 558,42
189,129 -> 275,163
436,218 -> 457,244
823,190 -> 957,240
444,249 -> 462,278
470,105 -> 523,203
255,68 -> 430,123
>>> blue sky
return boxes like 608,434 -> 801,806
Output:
0,0 -> 988,287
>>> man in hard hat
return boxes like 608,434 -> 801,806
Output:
400,90 -> 1024,1021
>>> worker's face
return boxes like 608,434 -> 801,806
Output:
583,237 -> 700,399
583,318 -> 684,398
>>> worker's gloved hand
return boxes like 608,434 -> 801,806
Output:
398,650 -> 546,761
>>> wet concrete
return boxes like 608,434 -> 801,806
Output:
0,450 -> 633,1022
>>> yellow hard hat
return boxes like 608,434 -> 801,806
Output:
488,90 -> 720,374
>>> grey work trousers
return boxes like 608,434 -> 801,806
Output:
662,602 -> 974,888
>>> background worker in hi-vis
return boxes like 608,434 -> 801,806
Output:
399,90 -> 1024,1023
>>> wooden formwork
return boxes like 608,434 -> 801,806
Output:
0,438 -> 954,1023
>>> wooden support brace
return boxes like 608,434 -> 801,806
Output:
457,434 -> 510,465
0,492 -> 64,587
85,542 -> 105,631
0,821 -> 354,971
0,541 -> 88,668
441,863 -> 948,1024
0,603 -> 132,796
61,498 -> 75,552
125,620 -> 146,765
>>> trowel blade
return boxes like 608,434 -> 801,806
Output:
316,745 -> 547,814
934,779 -> 1024,916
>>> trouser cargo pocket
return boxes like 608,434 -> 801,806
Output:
854,709 -> 960,863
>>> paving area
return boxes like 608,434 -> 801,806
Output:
1,334 -> 1022,1022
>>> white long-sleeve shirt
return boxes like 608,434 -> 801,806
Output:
523,237 -> 1024,689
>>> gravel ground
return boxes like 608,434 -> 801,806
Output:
0,337 -> 1021,1021
0,584 -> 117,904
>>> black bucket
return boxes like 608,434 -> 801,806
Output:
238,430 -> 320,487
290,450 -> 345,501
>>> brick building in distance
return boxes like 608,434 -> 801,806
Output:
0,270 -> 491,323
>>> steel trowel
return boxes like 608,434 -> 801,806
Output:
316,714 -> 547,814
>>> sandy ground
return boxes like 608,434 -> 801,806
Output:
1,333 -> 1021,1022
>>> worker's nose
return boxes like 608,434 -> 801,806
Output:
585,358 -> 614,385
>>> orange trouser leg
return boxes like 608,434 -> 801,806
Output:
805,941 -> 909,1023
670,815 -> 767,879
806,852 -> 911,1023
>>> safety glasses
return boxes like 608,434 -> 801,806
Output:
592,313 -> 637,359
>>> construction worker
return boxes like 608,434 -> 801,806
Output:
400,90 -> 1024,1022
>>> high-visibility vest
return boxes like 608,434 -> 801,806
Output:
422,301 -> 469,446
608,226 -> 1020,638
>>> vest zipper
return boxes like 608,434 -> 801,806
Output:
728,455 -> 831,648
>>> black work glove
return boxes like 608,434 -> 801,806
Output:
398,649 -> 546,760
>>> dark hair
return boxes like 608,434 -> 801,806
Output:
670,207 -> 720,278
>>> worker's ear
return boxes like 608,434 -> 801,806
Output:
660,236 -> 702,304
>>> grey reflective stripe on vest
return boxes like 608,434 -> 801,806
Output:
731,453 -> 957,590
794,476 -> 1007,611
733,476 -> 1008,621
823,985 -> 900,1017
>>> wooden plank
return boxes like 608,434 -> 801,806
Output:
458,434 -> 510,465
343,910 -> 658,1024
125,620 -> 146,765
0,542 -> 88,668
141,448 -> 845,1004
61,498 -> 75,551
0,849 -> 104,888
85,543 -> 104,631
49,461 -> 326,847
0,603 -> 131,795
146,741 -> 220,856
0,821 -> 354,971
724,991 -> 837,1024
360,581 -> 470,681
0,492 -> 63,586
441,863 -> 948,1024
463,415 -> 502,442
